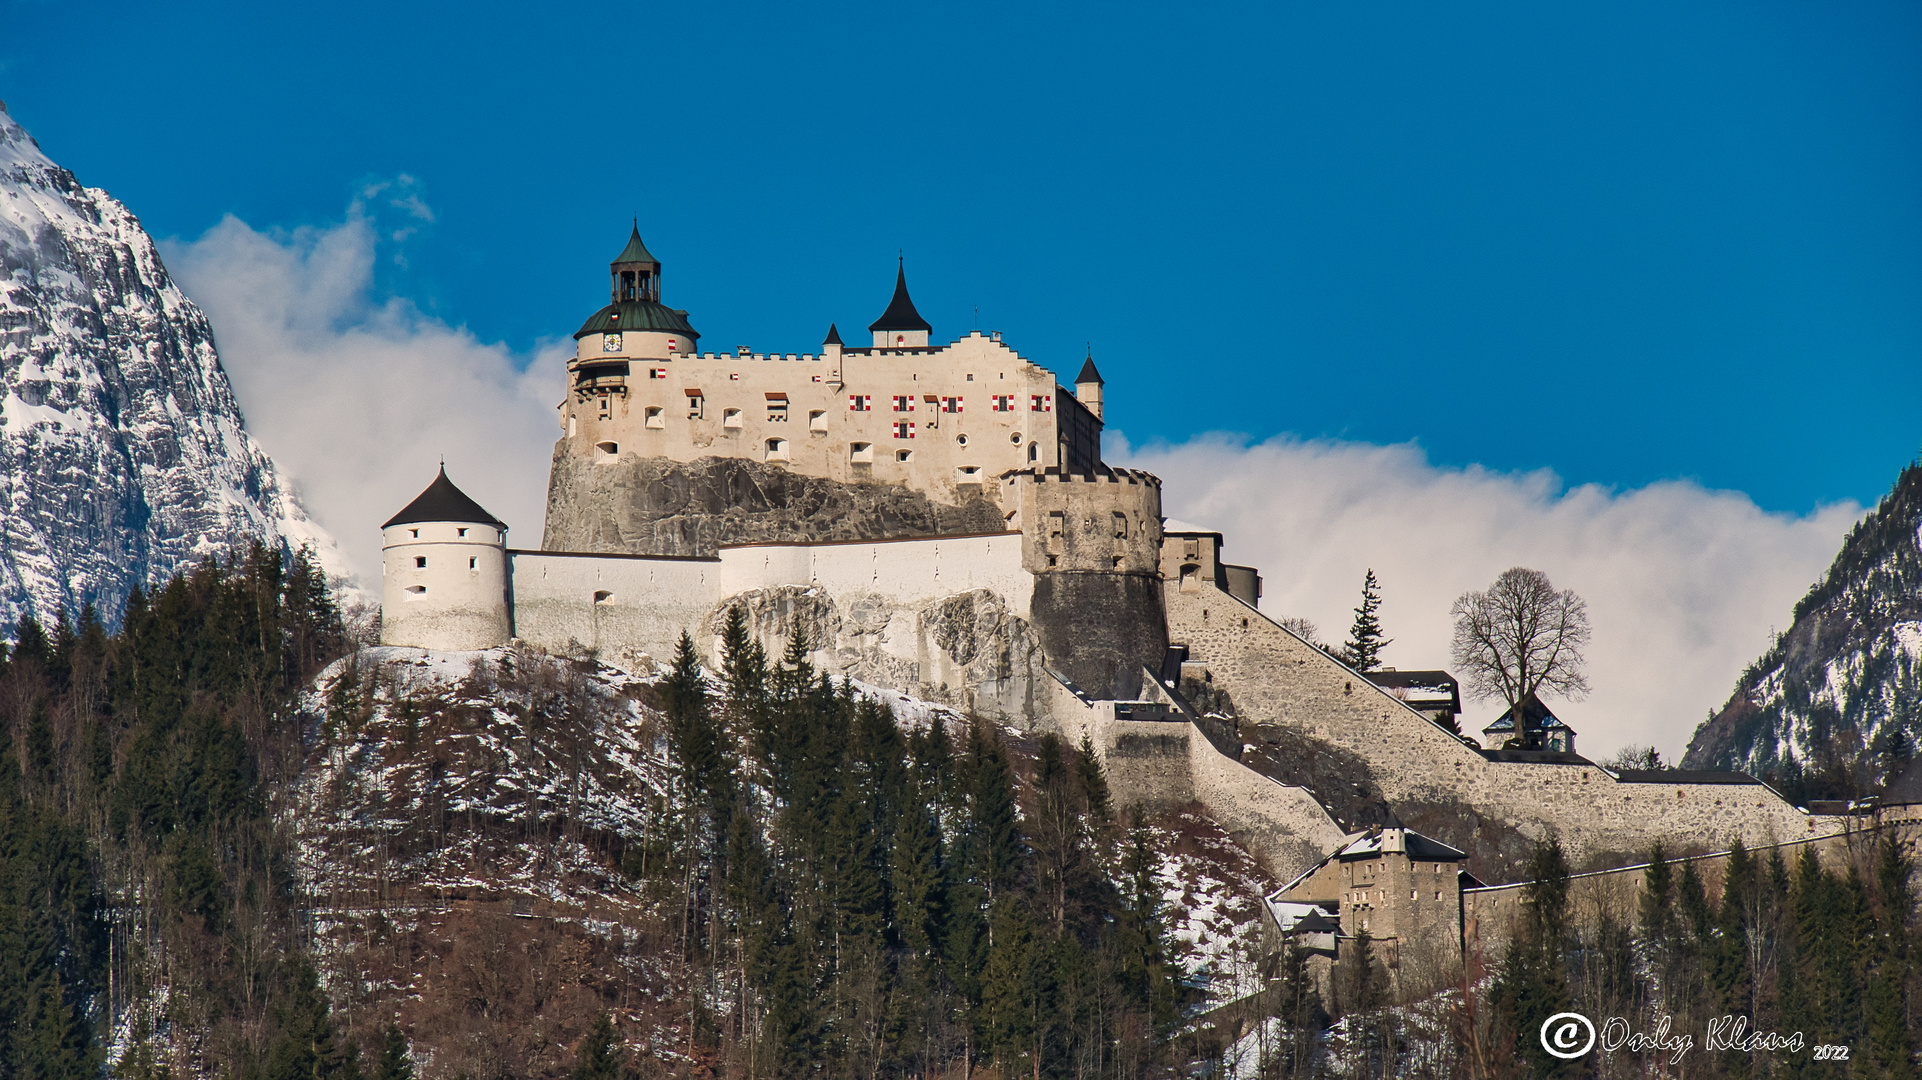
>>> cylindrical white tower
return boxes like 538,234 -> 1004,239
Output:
379,466 -> 511,651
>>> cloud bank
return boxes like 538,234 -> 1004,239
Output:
1111,433 -> 1859,761
164,205 -> 568,585
166,204 -> 1858,762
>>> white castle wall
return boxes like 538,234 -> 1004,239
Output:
380,521 -> 511,651
507,532 -> 1039,715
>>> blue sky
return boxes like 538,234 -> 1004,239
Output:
6,0 -> 1919,513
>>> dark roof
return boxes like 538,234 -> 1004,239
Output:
1612,768 -> 1764,786
1405,832 -> 1470,860
1477,748 -> 1594,765
1333,827 -> 1468,862
382,466 -> 506,529
574,299 -> 700,341
1075,356 -> 1104,385
1293,911 -> 1341,933
1482,692 -> 1574,735
1364,670 -> 1459,691
611,224 -> 659,268
868,260 -> 932,334
823,322 -> 843,346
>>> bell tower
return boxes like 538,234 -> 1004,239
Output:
611,223 -> 661,303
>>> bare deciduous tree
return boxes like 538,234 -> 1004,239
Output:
1450,567 -> 1591,723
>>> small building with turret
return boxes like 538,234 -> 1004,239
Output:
379,466 -> 510,651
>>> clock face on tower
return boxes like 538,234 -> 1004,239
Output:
603,333 -> 623,352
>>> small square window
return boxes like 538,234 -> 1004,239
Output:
409,528 -> 418,538
469,557 -> 477,569
896,449 -> 913,462
414,556 -> 427,568
457,527 -> 467,536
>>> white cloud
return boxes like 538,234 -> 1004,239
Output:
163,210 -> 568,586
1110,433 -> 1859,762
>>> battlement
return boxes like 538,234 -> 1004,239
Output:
1004,466 -> 1162,488
1004,465 -> 1164,575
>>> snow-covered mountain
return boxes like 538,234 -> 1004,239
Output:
0,104 -> 337,629
1683,461 -> 1922,786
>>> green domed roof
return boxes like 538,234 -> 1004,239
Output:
574,299 -> 701,341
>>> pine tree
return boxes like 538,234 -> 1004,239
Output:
570,1014 -> 622,1080
1271,942 -> 1323,1077
261,958 -> 361,1080
372,1024 -> 414,1080
1338,569 -> 1391,672
1491,838 -> 1575,1078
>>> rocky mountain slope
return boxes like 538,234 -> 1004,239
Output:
0,105 -> 333,628
1683,461 -> 1922,790
294,644 -> 1275,1076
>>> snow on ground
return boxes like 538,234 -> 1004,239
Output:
293,643 -> 674,906
1146,806 -> 1278,1006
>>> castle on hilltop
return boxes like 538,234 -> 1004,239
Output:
376,226 -> 1848,971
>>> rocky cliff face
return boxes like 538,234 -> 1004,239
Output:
1683,462 -> 1922,787
0,106 -> 331,628
542,451 -> 1007,556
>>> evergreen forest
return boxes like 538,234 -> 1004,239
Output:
6,546 -> 1922,1079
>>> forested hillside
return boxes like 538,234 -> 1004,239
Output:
1684,461 -> 1922,800
2,556 -> 1260,1078
0,545 -> 343,1078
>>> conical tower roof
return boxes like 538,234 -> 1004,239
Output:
382,466 -> 506,529
868,259 -> 932,333
823,322 -> 844,345
611,223 -> 659,268
1076,355 -> 1104,385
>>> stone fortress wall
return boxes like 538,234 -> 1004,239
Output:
1157,579 -> 1842,866
381,225 -> 1850,912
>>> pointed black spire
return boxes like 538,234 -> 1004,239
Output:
382,465 -> 506,529
823,322 -> 844,346
1076,354 -> 1104,386
868,258 -> 932,334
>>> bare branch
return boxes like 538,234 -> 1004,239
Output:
1449,568 -> 1591,735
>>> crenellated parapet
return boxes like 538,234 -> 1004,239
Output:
1003,466 -> 1164,575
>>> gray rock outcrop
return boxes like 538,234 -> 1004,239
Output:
542,452 -> 1007,555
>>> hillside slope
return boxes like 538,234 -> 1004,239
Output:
1682,461 -> 1921,792
294,644 -> 1279,1077
0,105 -> 335,626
